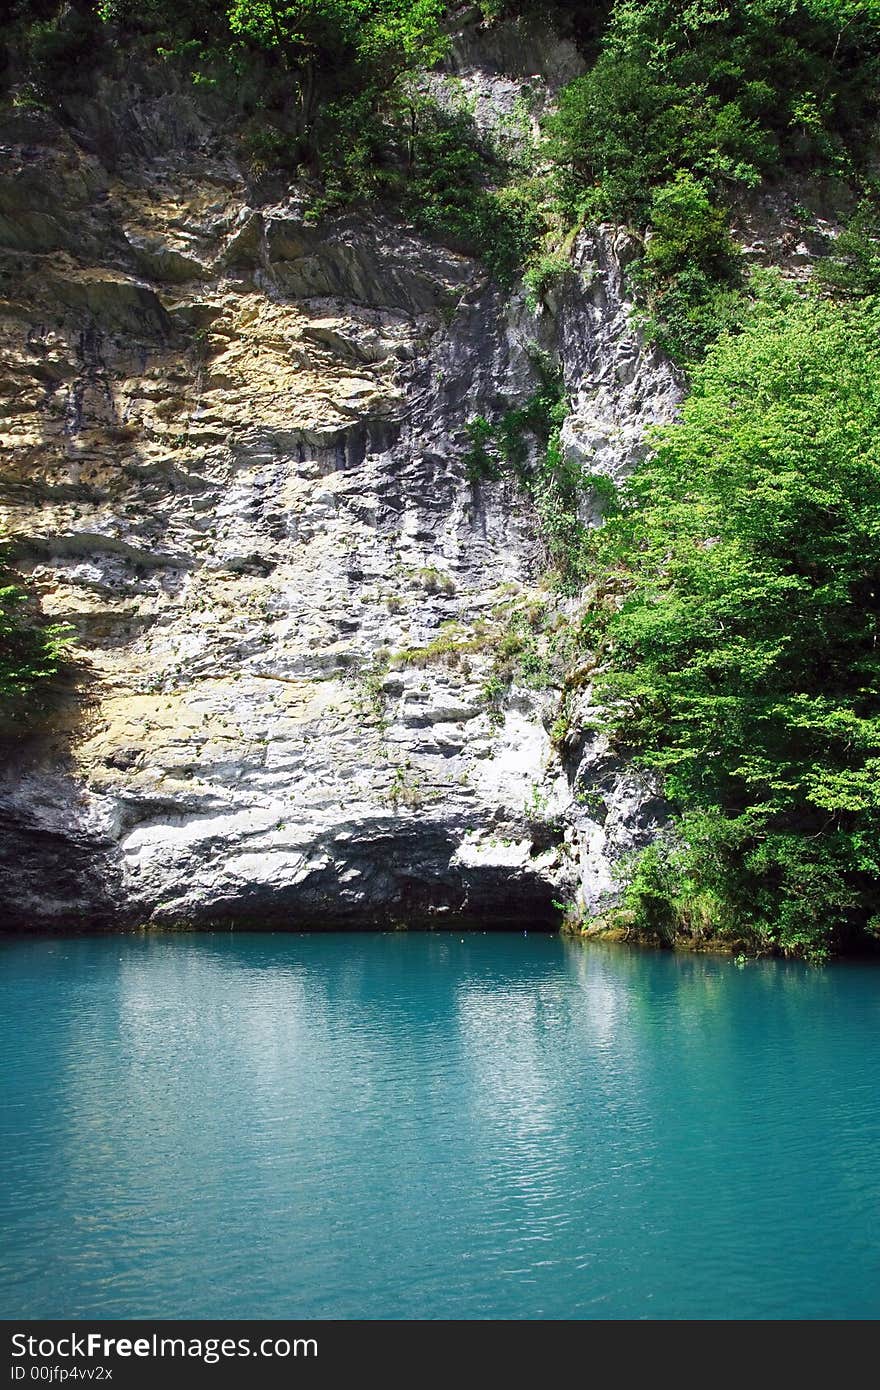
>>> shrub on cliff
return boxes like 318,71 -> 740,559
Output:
547,0 -> 880,224
544,0 -> 880,360
89,0 -> 448,163
0,553 -> 72,725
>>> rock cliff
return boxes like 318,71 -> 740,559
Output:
0,31 -> 679,930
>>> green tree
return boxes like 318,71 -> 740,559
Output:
546,0 -> 880,224
226,0 -> 447,151
814,198 -> 880,299
542,1 -> 880,363
585,295 -> 880,957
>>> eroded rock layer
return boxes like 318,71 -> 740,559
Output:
0,53 -> 679,930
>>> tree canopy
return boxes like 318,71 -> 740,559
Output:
586,294 -> 880,956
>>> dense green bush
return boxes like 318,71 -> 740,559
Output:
546,0 -> 880,225
632,170 -> 743,361
642,172 -> 738,280
583,295 -> 880,958
814,197 -> 880,298
399,100 -> 544,284
543,1 -> 880,361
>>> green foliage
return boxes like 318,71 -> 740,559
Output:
814,198 -> 880,298
90,1 -> 447,162
636,266 -> 746,364
463,353 -> 590,588
297,84 -> 543,278
9,0 -> 880,307
1,1 -> 101,101
546,0 -> 880,226
528,419 -> 587,593
0,557 -> 72,724
465,370 -> 551,480
463,416 -> 499,483
585,295 -> 880,957
523,251 -> 573,310
543,1 -> 880,362
398,100 -> 544,284
631,170 -> 743,362
643,171 -> 738,280
476,596 -> 575,722
303,86 -> 401,207
226,0 -> 447,149
417,565 -> 455,595
637,244 -> 802,368
4,4 -> 542,282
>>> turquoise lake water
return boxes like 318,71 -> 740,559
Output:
1,931 -> 879,1320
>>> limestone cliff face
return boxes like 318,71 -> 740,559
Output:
0,42 -> 679,930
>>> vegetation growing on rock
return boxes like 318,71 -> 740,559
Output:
3,0 -> 880,955
545,0 -> 880,361
6,2 -> 880,310
579,296 -> 880,960
0,545 -> 71,726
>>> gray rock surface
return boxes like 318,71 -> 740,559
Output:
0,41 -> 680,932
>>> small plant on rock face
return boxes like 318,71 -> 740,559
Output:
387,761 -> 424,811
524,783 -> 549,820
464,416 -> 503,484
0,546 -> 74,726
551,897 -> 585,932
462,352 -> 589,589
357,651 -> 390,723
417,566 -> 456,596
575,786 -> 606,818
549,712 -> 569,747
390,622 -> 482,671
523,252 -> 573,311
481,672 -> 507,725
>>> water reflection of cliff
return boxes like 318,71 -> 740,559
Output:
2,934 -> 879,1318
